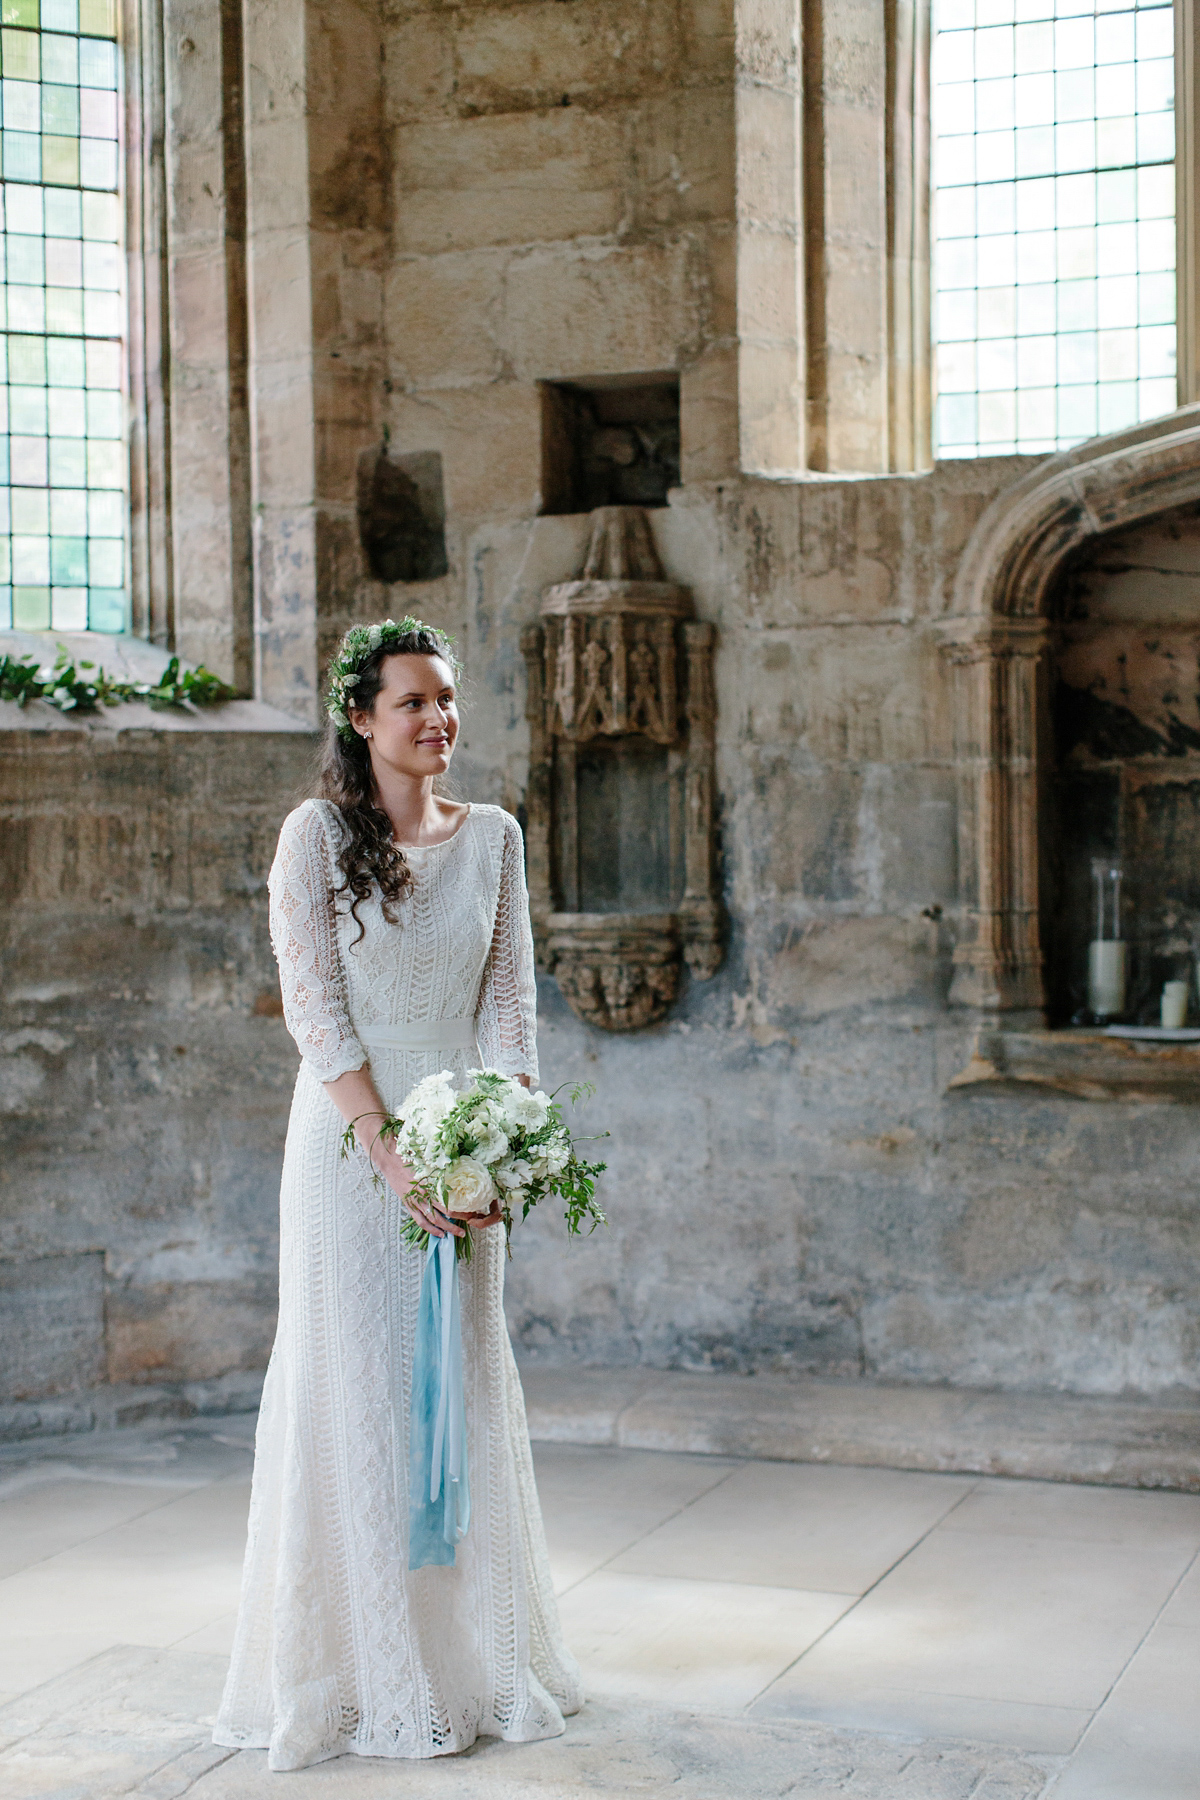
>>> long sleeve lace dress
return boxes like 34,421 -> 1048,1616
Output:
212,799 -> 583,1772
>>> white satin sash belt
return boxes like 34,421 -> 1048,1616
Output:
358,1017 -> 478,1054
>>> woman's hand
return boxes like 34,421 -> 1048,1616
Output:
361,1126 -> 464,1240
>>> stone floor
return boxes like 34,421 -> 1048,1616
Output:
0,1415 -> 1196,1799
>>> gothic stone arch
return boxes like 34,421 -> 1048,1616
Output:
939,405 -> 1200,1012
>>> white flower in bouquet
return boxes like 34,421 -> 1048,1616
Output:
404,1071 -> 456,1130
473,1126 -> 509,1166
494,1159 -> 532,1192
511,1088 -> 551,1130
442,1155 -> 498,1217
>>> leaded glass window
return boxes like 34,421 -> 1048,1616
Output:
0,0 -> 123,634
933,0 -> 1176,459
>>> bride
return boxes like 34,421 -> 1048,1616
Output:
213,617 -> 583,1771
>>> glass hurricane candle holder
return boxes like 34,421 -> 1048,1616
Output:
1087,859 -> 1126,1021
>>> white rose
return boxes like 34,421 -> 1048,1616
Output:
442,1155 -> 497,1216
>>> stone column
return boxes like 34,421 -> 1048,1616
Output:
241,0 -> 320,721
239,0 -> 387,723
939,616 -> 1051,1012
1176,0 -> 1200,406
735,0 -> 804,476
157,0 -> 253,686
732,0 -> 931,477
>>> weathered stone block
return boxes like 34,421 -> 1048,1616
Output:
391,111 -> 627,255
759,915 -> 947,1021
0,1254 -> 105,1400
501,240 -> 693,383
631,88 -> 736,229
105,1277 -> 278,1386
453,0 -> 677,115
384,11 -> 456,122
385,384 -> 543,520
384,250 -> 504,385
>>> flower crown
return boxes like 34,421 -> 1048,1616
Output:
325,616 -> 460,741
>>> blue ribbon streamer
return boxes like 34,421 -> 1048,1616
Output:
408,1232 -> 471,1570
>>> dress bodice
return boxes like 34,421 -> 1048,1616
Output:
267,798 -> 539,1089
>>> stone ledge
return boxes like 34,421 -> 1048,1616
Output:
519,1366 -> 1200,1491
0,629 -> 313,734
948,1028 -> 1200,1102
0,1370 -> 265,1443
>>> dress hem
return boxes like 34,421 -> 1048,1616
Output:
212,1704 -> 575,1770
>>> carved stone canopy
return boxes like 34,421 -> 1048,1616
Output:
522,506 -> 723,1032
540,506 -> 693,747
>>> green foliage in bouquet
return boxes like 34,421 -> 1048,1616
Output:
0,645 -> 235,717
341,1068 -> 608,1263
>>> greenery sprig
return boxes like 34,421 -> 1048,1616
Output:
0,645 -> 236,718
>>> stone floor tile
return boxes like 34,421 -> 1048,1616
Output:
752,1679 -> 1090,1755
555,1569 -> 853,1709
941,1477 -> 1200,1550
1049,1619 -> 1200,1799
0,1480 -> 249,1695
531,1444 -> 740,1591
608,1460 -> 975,1594
1157,1551 -> 1200,1626
0,1652 -> 1056,1800
0,1478 -> 184,1578
0,1645 -> 232,1795
171,1613 -> 238,1655
754,1525 -> 1192,1723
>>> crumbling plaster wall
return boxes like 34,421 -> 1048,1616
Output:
2,0 -> 1198,1404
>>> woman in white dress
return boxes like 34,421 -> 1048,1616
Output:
213,617 -> 582,1772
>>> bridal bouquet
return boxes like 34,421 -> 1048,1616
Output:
346,1067 -> 607,1262
344,1068 -> 605,1572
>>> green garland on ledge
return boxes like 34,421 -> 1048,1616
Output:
0,646 -> 236,717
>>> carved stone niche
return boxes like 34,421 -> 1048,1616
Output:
939,404 -> 1200,1101
521,505 -> 723,1031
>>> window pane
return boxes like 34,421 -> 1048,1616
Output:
933,0 -> 1175,458
0,0 -> 124,632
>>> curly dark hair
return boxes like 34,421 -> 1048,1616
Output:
316,623 -> 461,944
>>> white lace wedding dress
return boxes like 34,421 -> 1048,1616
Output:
212,799 -> 582,1772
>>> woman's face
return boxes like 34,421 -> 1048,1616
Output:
351,652 -> 459,778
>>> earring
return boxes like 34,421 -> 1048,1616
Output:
365,732 -> 372,740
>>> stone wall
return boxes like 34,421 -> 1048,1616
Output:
0,714 -> 312,1398
465,477 -> 1199,1397
2,0 -> 1198,1405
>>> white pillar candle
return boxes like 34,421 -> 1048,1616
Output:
1088,939 -> 1126,1018
1161,981 -> 1189,1030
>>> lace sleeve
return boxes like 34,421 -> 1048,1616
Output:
474,812 -> 539,1084
268,802 -> 368,1082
